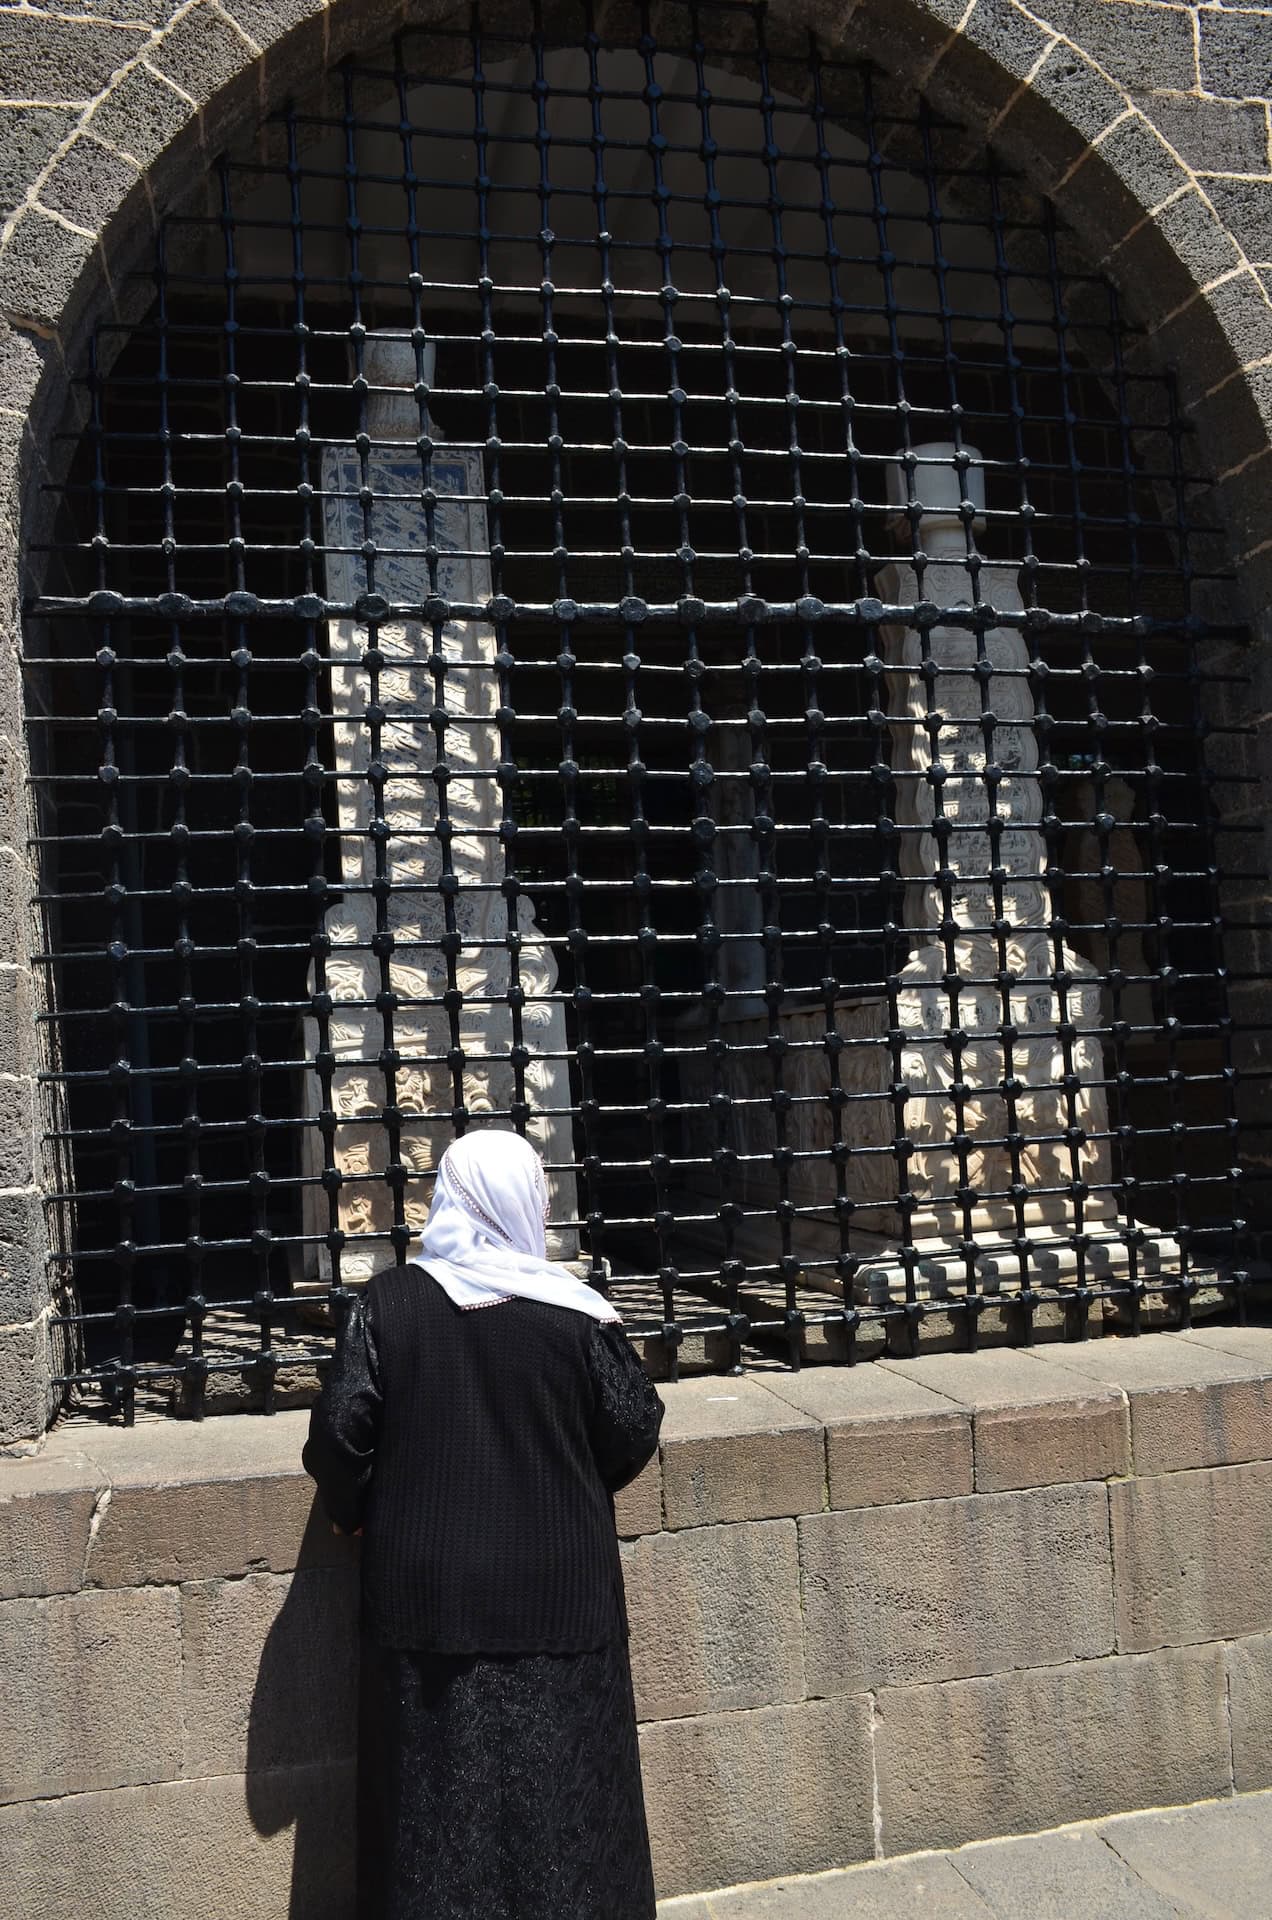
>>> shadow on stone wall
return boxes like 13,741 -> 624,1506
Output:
246,1497 -> 361,1919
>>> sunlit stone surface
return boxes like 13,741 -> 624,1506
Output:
684,444 -> 1176,1303
845,444 -> 1169,1296
300,335 -> 576,1287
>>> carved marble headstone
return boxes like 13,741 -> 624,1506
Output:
855,443 -> 1177,1294
299,334 -> 577,1288
678,442 -> 1177,1303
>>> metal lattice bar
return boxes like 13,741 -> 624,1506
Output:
21,0 -> 1267,1420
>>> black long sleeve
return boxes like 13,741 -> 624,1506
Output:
302,1296 -> 383,1536
304,1265 -> 663,1652
586,1321 -> 664,1493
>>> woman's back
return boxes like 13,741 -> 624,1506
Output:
355,1266 -> 646,1652
303,1131 -> 662,1920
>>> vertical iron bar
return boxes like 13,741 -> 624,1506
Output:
863,63 -> 925,1336
1042,198 -> 1106,1325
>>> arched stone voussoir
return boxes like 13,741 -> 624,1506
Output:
0,0 -> 1270,606
857,0 -> 1272,626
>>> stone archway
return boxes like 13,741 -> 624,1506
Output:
3,0 -> 1272,1439
2,0 -> 1267,574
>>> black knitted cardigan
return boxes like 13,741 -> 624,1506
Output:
302,1263 -> 664,1654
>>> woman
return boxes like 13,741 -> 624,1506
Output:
303,1128 -> 664,1920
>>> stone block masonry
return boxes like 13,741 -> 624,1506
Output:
0,0 -> 1265,1894
0,0 -> 1270,1435
0,0 -> 1265,1901
3,1326 -> 1272,1912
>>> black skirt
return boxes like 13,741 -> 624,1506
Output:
356,1638 -> 657,1920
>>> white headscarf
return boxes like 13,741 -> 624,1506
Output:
416,1130 -> 620,1323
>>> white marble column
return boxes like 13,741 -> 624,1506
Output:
859,441 -> 1175,1292
299,333 -> 577,1287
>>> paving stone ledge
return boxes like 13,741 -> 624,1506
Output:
3,1323 -> 1272,1598
2,1324 -> 1272,1906
656,1788 -> 1272,1919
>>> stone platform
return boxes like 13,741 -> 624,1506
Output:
661,1789 -> 1272,1919
4,1323 -> 1272,1914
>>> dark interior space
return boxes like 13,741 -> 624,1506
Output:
21,0 -> 1245,1399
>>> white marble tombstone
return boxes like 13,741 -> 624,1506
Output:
855,442 -> 1178,1294
298,333 -> 577,1289
677,442 -> 1178,1303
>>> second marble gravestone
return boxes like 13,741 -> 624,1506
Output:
299,334 -> 577,1289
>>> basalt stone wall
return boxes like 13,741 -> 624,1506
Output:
4,1332 -> 1272,1910
4,0 -> 1272,1440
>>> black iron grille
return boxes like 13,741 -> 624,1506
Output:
25,0 -> 1262,1419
